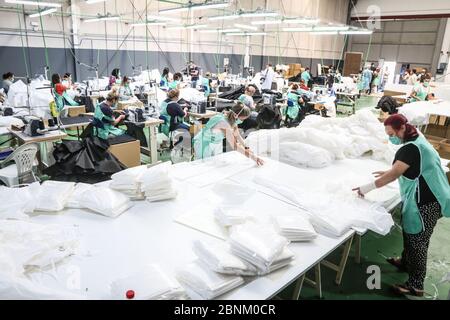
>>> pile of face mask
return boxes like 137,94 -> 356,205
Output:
0,183 -> 40,219
137,162 -> 178,202
77,186 -> 133,218
229,222 -> 293,275
176,261 -> 244,300
110,165 -> 148,199
214,207 -> 249,227
34,181 -> 76,212
193,241 -> 258,276
272,215 -> 318,242
110,265 -> 188,300
66,183 -> 93,209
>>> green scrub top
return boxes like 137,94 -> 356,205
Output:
159,100 -> 187,137
93,103 -> 125,140
168,81 -> 179,90
398,135 -> 450,234
193,114 -> 227,160
301,71 -> 311,84
52,84 -> 79,115
285,92 -> 300,120
410,84 -> 428,102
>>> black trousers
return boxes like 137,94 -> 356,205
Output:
401,201 -> 442,290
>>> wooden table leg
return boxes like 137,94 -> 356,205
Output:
321,235 -> 354,286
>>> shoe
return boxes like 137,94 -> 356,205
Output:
391,284 -> 424,297
386,257 -> 407,272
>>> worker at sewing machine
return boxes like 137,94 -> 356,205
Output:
169,72 -> 183,90
109,68 -> 121,89
119,76 -> 135,101
160,67 -> 170,89
2,72 -> 14,95
92,89 -> 125,140
50,73 -> 79,117
193,102 -> 264,166
409,74 -> 431,102
285,84 -> 305,126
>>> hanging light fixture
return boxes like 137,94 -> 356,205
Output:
5,0 -> 61,7
159,1 -> 231,15
28,7 -> 57,18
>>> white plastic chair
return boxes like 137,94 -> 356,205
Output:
0,143 -> 39,187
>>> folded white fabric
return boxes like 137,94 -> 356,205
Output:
78,186 -> 133,218
214,207 -> 249,227
66,183 -> 93,209
111,165 -> 148,192
138,162 -> 178,202
111,265 -> 188,300
211,180 -> 256,206
261,247 -> 295,275
193,241 -> 258,276
229,222 -> 289,273
272,215 -> 318,242
34,181 -> 75,212
176,261 -> 244,300
0,183 -> 40,219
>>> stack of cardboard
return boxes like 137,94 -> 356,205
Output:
285,64 -> 302,79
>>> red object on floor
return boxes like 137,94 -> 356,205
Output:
126,290 -> 135,299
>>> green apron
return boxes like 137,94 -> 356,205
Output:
202,78 -> 211,97
160,100 -> 187,137
410,84 -> 428,102
52,84 -> 79,115
301,71 -> 311,84
193,114 -> 226,160
285,92 -> 300,120
398,135 -> 450,234
168,80 -> 179,90
160,76 -> 169,87
93,104 -> 124,140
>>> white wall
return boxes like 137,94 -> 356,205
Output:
351,0 -> 450,17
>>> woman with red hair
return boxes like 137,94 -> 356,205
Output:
353,114 -> 450,297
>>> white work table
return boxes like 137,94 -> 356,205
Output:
25,152 -> 401,300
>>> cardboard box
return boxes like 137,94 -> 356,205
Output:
109,140 -> 141,168
67,105 -> 86,117
424,124 -> 450,139
425,135 -> 445,151
190,123 -> 203,136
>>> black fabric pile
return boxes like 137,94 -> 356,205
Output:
257,105 -> 282,129
376,96 -> 400,115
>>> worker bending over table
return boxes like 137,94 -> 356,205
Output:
93,89 -> 126,140
193,102 -> 264,166
353,114 -> 450,297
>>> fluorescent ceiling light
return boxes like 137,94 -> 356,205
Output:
29,7 -> 57,18
130,22 -> 166,27
208,14 -> 240,21
167,24 -> 208,30
227,32 -> 267,36
283,18 -> 320,25
314,26 -> 349,31
5,0 -> 62,7
283,27 -> 314,32
159,1 -> 230,14
311,31 -> 339,35
218,28 -> 241,33
251,20 -> 282,25
340,30 -> 373,35
84,15 -> 120,23
146,14 -> 180,22
234,23 -> 258,31
240,11 -> 278,18
199,29 -> 220,33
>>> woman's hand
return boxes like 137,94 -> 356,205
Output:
372,171 -> 386,178
352,187 -> 365,198
253,156 -> 264,166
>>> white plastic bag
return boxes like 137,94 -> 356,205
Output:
66,183 -> 93,209
0,183 -> 40,219
78,187 -> 133,217
34,181 -> 75,212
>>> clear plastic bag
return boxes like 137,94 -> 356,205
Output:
78,187 -> 132,217
35,181 -> 75,212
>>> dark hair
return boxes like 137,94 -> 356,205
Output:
167,89 -> 180,100
267,63 -> 273,67
122,76 -> 129,84
384,114 -> 418,142
63,73 -> 71,79
305,67 -> 310,71
412,69 -> 417,74
3,72 -> 13,80
173,72 -> 182,81
162,67 -> 170,77
226,102 -> 251,126
111,68 -> 120,78
420,74 -> 431,83
292,84 -> 299,90
51,73 -> 61,85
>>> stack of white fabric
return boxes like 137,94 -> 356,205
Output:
66,183 -> 93,209
34,181 -> 75,212
272,215 -> 318,242
110,265 -> 188,300
110,165 -> 148,199
229,222 -> 293,275
214,207 -> 249,227
0,183 -> 40,219
193,241 -> 258,276
176,261 -> 244,300
138,162 -> 177,202
0,220 -> 82,299
78,186 -> 133,218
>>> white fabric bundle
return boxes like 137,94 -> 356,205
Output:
110,165 -> 148,199
66,183 -> 93,209
272,215 -> 318,242
398,101 -> 431,126
0,183 -> 40,219
211,180 -> 256,206
78,186 -> 133,217
34,181 -> 75,212
111,265 -> 188,300
214,207 -> 249,227
229,222 -> 289,273
193,241 -> 258,276
176,261 -> 244,300
0,116 -> 24,128
277,141 -> 334,168
138,162 -> 178,202
262,247 -> 295,275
